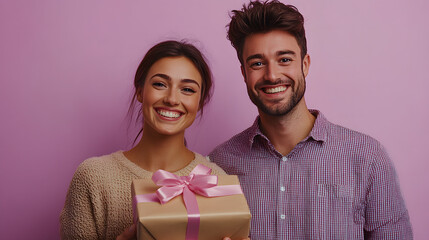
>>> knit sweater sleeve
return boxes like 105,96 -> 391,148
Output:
60,158 -> 102,240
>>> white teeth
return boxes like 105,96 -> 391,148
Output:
264,86 -> 287,94
157,110 -> 181,118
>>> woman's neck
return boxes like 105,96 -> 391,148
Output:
124,128 -> 194,172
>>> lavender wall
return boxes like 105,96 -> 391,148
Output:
1,0 -> 428,239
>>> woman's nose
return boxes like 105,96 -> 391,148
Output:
163,89 -> 180,106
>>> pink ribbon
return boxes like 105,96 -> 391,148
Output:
134,164 -> 243,240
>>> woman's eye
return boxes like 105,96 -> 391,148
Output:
182,87 -> 196,93
152,82 -> 166,88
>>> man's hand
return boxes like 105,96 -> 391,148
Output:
116,224 -> 136,240
115,225 -> 248,240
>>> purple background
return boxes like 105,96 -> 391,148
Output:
1,0 -> 428,239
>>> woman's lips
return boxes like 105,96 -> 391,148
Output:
155,108 -> 183,119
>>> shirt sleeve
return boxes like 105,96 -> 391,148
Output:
205,156 -> 227,175
363,145 -> 413,239
60,162 -> 100,240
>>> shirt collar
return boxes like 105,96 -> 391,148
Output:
307,109 -> 328,142
246,116 -> 266,147
246,109 -> 328,148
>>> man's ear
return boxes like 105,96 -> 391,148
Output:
302,54 -> 311,77
241,65 -> 247,82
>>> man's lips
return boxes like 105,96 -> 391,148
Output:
262,85 -> 288,94
256,79 -> 293,95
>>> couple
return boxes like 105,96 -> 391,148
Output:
60,1 -> 412,239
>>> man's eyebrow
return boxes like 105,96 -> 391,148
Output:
150,74 -> 200,88
277,50 -> 296,56
245,54 -> 264,63
245,50 -> 297,63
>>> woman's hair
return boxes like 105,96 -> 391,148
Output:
129,40 -> 213,142
227,0 -> 307,65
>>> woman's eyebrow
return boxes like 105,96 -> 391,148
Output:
151,74 -> 200,88
181,79 -> 200,88
150,73 -> 170,80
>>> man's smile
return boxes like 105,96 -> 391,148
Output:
262,85 -> 288,94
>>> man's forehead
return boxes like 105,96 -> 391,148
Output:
242,30 -> 300,58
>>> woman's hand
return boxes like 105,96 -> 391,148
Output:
116,224 -> 136,240
223,238 -> 250,240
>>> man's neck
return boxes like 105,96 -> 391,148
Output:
258,100 -> 315,156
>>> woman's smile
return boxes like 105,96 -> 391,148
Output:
140,56 -> 202,136
155,107 -> 184,120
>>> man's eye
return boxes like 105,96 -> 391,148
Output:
280,58 -> 291,63
251,62 -> 263,67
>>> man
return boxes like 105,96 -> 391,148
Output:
209,1 -> 413,239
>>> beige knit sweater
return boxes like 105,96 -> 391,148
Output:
60,151 -> 226,240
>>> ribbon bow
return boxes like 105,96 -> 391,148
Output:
134,164 -> 243,240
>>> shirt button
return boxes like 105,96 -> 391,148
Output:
280,214 -> 286,219
280,186 -> 285,192
282,156 -> 288,162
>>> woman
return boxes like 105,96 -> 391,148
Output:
60,40 -> 226,240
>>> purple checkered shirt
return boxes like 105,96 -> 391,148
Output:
209,110 -> 412,239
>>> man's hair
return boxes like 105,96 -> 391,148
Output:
227,0 -> 307,65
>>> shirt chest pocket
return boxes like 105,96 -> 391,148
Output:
316,184 -> 355,240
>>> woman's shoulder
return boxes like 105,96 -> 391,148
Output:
73,151 -> 125,181
192,152 -> 227,175
79,151 -> 121,169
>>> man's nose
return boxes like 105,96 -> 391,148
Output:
264,62 -> 281,82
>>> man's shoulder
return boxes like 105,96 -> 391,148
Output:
209,126 -> 254,157
325,120 -> 383,152
312,110 -> 382,149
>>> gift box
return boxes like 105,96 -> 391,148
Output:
131,164 -> 251,240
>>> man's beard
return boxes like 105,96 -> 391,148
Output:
247,74 -> 306,116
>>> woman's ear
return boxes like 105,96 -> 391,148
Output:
136,88 -> 143,103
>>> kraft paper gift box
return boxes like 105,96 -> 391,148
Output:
131,165 -> 251,240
